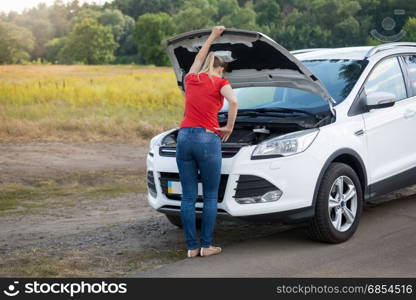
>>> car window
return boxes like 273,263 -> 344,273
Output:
364,57 -> 407,101
221,59 -> 367,114
403,55 -> 416,96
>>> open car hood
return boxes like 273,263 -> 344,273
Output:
166,29 -> 335,105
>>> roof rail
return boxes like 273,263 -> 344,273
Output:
365,42 -> 416,58
290,48 -> 332,55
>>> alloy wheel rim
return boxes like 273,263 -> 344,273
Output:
328,175 -> 358,232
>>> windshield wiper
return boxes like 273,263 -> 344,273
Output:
219,107 -> 318,119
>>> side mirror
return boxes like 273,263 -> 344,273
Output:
365,91 -> 396,110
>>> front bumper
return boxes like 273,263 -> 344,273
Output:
146,144 -> 322,222
156,204 -> 315,224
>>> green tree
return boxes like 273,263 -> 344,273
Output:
111,0 -> 186,19
0,21 -> 34,63
44,37 -> 67,63
272,8 -> 331,49
363,0 -> 414,42
49,0 -> 73,37
135,12 -> 175,65
8,4 -> 54,59
173,0 -> 217,33
219,2 -> 258,30
21,18 -> 54,58
98,9 -> 136,55
3,0 -> 416,64
69,8 -> 136,56
333,15 -> 360,46
69,8 -> 102,27
272,0 -> 363,49
404,17 -> 416,41
60,18 -> 118,64
254,0 -> 280,26
215,0 -> 239,21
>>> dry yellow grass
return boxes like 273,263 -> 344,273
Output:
0,247 -> 184,277
0,65 -> 184,142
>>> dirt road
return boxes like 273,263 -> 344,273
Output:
1,142 -> 416,277
135,193 -> 416,277
0,142 -> 147,184
0,142 -> 149,247
0,142 -> 166,276
0,142 -> 285,277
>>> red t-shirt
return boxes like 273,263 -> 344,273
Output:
179,72 -> 230,135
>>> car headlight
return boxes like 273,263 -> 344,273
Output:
149,136 -> 159,154
251,128 -> 319,159
148,129 -> 178,155
148,133 -> 164,154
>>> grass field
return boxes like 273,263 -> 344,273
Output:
0,66 -> 186,277
0,65 -> 184,142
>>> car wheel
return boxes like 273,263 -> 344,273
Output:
165,214 -> 201,229
306,162 -> 363,243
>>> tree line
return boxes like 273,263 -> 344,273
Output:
1,0 -> 416,65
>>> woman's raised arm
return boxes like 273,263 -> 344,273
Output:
188,26 -> 225,75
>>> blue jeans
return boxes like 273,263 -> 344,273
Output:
176,127 -> 222,250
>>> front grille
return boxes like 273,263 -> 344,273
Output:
159,145 -> 243,158
159,172 -> 228,203
234,175 -> 277,198
221,145 -> 243,158
147,171 -> 157,197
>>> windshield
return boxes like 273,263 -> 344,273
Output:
221,59 -> 368,114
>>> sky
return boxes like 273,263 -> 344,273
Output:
0,0 -> 111,13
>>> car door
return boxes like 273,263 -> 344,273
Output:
362,56 -> 414,190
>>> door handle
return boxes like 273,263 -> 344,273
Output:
404,109 -> 416,119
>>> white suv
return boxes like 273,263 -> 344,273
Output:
146,29 -> 416,243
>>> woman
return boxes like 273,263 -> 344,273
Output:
176,26 -> 238,258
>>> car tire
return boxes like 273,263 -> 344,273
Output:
306,162 -> 363,243
165,214 -> 201,229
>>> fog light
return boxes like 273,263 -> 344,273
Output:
261,190 -> 283,202
235,189 -> 282,204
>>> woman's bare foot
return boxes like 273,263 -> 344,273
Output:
187,248 -> 200,258
200,246 -> 222,257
